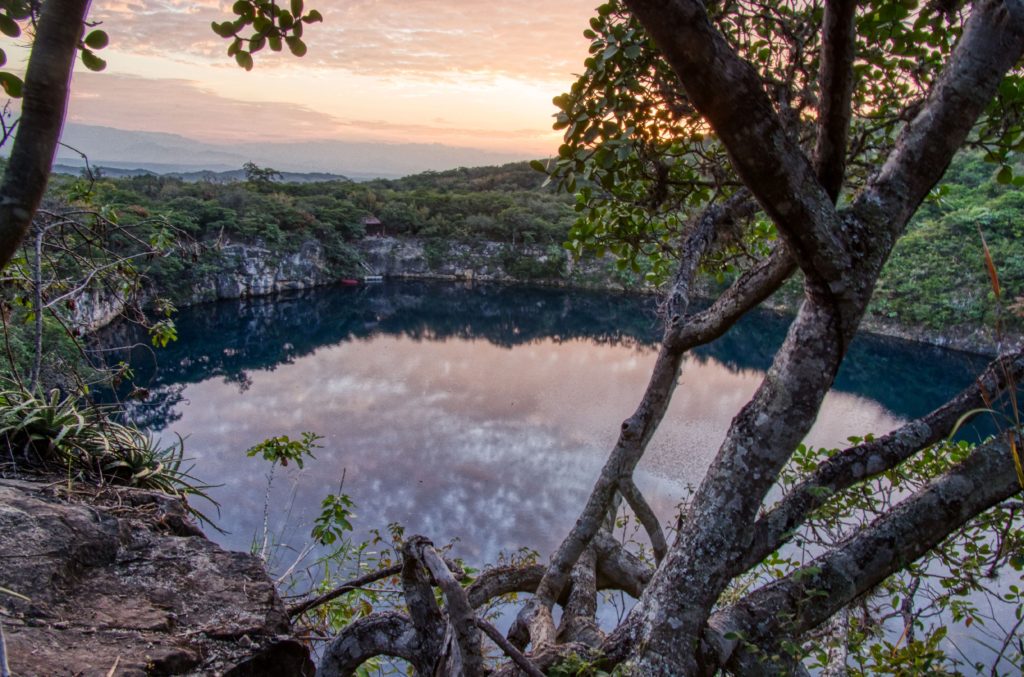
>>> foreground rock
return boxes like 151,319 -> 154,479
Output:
0,478 -> 313,676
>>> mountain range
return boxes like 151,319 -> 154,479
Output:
47,123 -> 532,179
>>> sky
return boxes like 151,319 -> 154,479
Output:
46,0 -> 598,157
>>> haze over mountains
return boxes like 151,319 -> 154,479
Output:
48,123 -> 533,179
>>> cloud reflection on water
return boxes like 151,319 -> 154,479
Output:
169,334 -> 903,564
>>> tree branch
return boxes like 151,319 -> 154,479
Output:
408,536 -> 485,675
813,0 -> 858,202
317,611 -> 418,677
475,618 -> 546,677
618,477 -> 668,563
624,0 -> 852,297
288,563 -> 402,619
707,435 -> 1023,674
853,0 -> 1024,239
0,0 -> 92,271
739,348 -> 1024,573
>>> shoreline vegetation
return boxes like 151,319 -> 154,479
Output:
29,152 -> 1020,358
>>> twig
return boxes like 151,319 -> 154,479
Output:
288,563 -> 402,618
475,618 -> 545,677
991,613 -> 1024,677
105,655 -> 120,677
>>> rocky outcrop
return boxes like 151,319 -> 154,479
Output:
188,240 -> 333,303
355,236 -> 638,289
0,478 -> 313,676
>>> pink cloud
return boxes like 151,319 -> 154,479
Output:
90,0 -> 596,81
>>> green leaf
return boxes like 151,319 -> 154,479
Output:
529,159 -> 547,173
303,9 -> 323,23
80,50 -> 107,72
285,36 -> 306,56
235,51 -> 254,71
290,0 -> 303,18
83,29 -> 109,50
996,165 -> 1013,185
268,34 -> 282,51
0,14 -> 20,38
0,48 -> 6,68
211,21 -> 236,38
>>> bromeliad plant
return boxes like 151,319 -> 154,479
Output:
0,382 -> 204,498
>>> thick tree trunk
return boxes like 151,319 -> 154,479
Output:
0,0 -> 92,271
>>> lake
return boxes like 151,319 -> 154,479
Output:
101,280 -> 990,567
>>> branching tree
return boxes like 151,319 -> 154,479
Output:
311,0 -> 1024,674
3,0 -> 1024,674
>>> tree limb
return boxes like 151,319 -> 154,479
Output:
0,0 -> 93,271
813,0 -> 858,202
288,563 -> 402,619
707,435 -> 1023,674
624,0 -> 852,297
317,611 -> 418,677
475,617 -> 546,677
407,536 -> 485,675
739,348 -> 1024,573
618,477 -> 668,563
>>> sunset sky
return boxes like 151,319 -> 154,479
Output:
52,0 -> 597,157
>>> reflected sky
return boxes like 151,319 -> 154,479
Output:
163,331 -> 903,563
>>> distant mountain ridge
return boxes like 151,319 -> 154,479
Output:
47,123 -> 531,179
51,163 -> 353,184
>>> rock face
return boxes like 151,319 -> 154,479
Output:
191,241 -> 333,303
0,478 -> 313,676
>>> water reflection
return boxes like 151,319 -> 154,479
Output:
97,282 -> 988,562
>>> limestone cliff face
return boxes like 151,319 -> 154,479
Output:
357,237 -> 513,280
70,240 -> 333,332
191,240 -> 332,303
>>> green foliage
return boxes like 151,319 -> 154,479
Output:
211,0 -> 323,70
871,153 -> 1024,333
0,383 -> 204,498
245,430 -> 322,468
312,492 -> 355,546
537,0 -> 1024,298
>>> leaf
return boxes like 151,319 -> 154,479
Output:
80,50 -> 107,72
0,14 -> 20,38
0,48 -> 6,68
977,225 -> 1001,299
211,21 -> 236,38
268,34 -> 282,51
1010,431 -> 1024,489
235,51 -> 254,71
303,9 -> 323,23
529,159 -> 547,173
83,29 -> 109,50
285,36 -> 306,56
290,0 -> 303,18
997,165 -> 1013,185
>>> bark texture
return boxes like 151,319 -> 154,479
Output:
0,0 -> 91,271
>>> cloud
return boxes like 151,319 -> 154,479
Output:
91,0 -> 595,82
65,72 -> 561,154
66,72 -> 346,141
